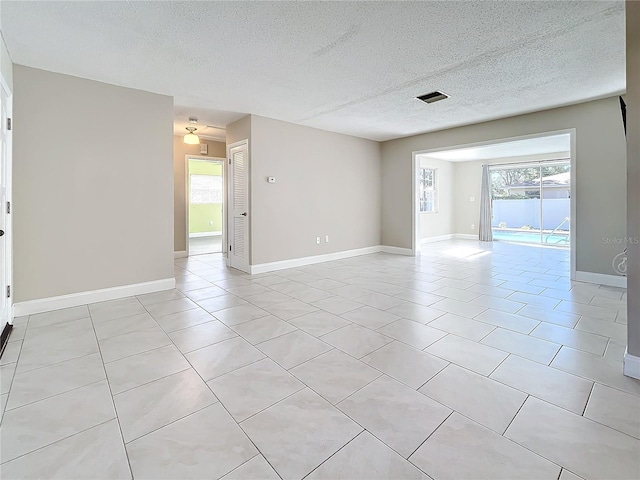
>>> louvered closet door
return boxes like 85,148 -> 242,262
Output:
228,142 -> 250,272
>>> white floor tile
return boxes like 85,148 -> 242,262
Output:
290,349 -> 381,404
256,330 -> 333,369
425,334 -> 508,376
240,388 -> 362,480
480,328 -> 561,364
410,412 -> 561,480
361,341 -> 448,389
127,403 -> 257,479
490,354 -> 593,414
208,358 -> 304,421
584,383 -> 640,439
506,396 -> 640,480
307,431 -> 428,479
420,364 -> 526,434
338,375 -> 451,457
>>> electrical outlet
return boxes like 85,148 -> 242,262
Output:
325,235 -> 329,243
209,220 -> 214,226
471,224 -> 475,230
316,236 -> 321,245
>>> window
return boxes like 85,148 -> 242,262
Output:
419,168 -> 437,212
190,174 -> 223,204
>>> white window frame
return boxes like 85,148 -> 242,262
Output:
419,167 -> 437,213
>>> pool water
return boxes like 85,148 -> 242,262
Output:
492,229 -> 569,246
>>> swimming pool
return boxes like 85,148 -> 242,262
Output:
492,229 -> 569,246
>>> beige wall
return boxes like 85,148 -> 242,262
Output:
226,115 -> 251,147
0,33 -> 12,92
382,97 -> 627,276
452,152 -> 570,235
250,115 -> 381,265
13,66 -> 174,302
419,157 -> 454,239
173,136 -> 226,252
627,0 -> 639,358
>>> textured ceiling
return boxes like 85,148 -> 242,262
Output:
0,1 -> 625,141
423,134 -> 571,162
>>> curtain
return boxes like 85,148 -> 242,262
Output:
479,164 -> 493,242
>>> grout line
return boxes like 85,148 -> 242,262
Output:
581,381 -> 596,417
406,410 -> 454,459
501,393 -> 529,435
87,306 -> 135,479
0,417 -> 116,466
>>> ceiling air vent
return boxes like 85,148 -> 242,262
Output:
416,91 -> 449,104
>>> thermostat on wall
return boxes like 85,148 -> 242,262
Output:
267,176 -> 276,183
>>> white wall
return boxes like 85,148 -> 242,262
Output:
246,115 -> 381,265
13,66 -> 174,302
418,157 -> 453,239
382,97 -> 627,276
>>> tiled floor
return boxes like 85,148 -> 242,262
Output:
189,235 -> 222,255
1,240 -> 639,479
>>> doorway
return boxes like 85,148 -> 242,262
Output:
412,130 -> 576,279
187,157 -> 225,256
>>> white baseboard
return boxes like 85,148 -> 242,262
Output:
380,245 -> 414,255
189,232 -> 222,238
174,251 -> 188,259
13,278 -> 176,317
575,271 -> 627,289
250,246 -> 383,275
420,234 -> 456,244
624,349 -> 640,380
453,234 -> 478,240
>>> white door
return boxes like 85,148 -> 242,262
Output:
228,142 -> 250,273
0,84 -> 11,326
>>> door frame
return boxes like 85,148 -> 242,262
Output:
226,139 -> 250,271
0,74 -> 12,326
184,155 -> 226,257
412,128 -> 577,281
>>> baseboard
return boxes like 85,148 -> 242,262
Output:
380,246 -> 414,255
13,278 -> 176,317
623,349 -> 640,380
250,246 -> 388,274
453,234 -> 478,240
174,251 -> 188,259
0,322 -> 13,359
420,234 -> 455,244
575,271 -> 627,288
188,232 -> 222,238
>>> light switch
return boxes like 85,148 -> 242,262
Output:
470,196 -> 475,202
267,176 -> 276,183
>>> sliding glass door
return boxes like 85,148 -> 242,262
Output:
490,161 -> 570,246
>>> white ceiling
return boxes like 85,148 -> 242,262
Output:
422,134 -> 571,162
0,1 -> 625,142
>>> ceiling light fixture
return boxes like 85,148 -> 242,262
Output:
183,117 -> 200,144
